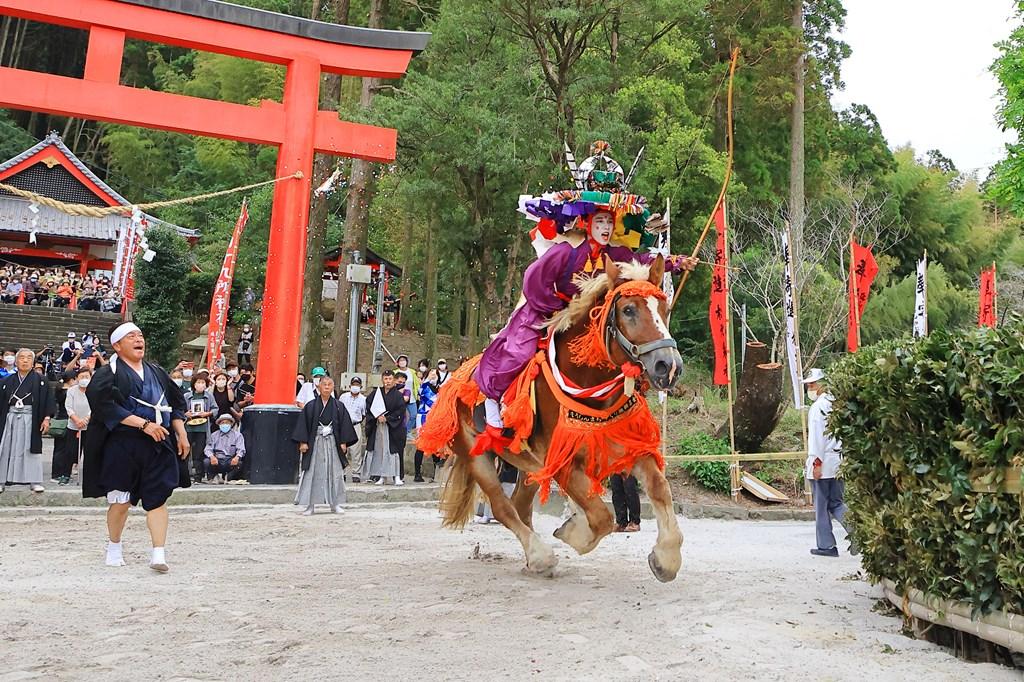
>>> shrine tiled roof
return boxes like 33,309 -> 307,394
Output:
0,132 -> 197,241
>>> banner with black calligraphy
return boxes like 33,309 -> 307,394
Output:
978,265 -> 997,328
846,240 -> 878,353
778,228 -> 803,409
913,255 -> 928,338
709,201 -> 729,385
206,200 -> 249,369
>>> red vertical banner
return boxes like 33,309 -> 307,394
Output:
978,265 -> 996,328
206,201 -> 250,370
709,201 -> 729,385
846,240 -> 878,353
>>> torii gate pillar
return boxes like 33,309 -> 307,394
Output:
0,0 -> 429,481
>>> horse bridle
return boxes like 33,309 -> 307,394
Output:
603,292 -> 678,366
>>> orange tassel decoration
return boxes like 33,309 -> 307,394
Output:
527,396 -> 663,503
416,355 -> 483,456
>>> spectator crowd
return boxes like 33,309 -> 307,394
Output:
0,264 -> 123,312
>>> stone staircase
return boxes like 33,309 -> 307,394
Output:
0,303 -> 122,352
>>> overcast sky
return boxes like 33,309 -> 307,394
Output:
831,0 -> 1018,177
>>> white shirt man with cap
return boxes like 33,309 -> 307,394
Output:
803,368 -> 854,557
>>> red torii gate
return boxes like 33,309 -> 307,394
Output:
0,0 -> 427,406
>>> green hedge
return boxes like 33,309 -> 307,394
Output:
677,433 -> 732,494
829,320 -> 1024,616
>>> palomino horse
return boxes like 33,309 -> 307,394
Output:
422,254 -> 685,581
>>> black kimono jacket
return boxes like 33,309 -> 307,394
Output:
0,371 -> 56,454
364,386 -> 407,454
82,358 -> 188,499
292,395 -> 359,471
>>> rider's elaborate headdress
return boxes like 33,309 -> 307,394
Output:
518,140 -> 657,250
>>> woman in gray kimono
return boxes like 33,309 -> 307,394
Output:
292,375 -> 358,515
0,348 -> 55,493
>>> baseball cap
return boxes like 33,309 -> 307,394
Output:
311,366 -> 327,377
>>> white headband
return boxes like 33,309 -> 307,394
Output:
110,322 -> 142,345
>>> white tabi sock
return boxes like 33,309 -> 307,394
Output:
106,541 -> 125,567
151,547 -> 166,565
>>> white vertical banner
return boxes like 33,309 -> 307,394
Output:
913,254 -> 928,338
779,228 -> 803,409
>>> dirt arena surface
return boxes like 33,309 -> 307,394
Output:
0,504 -> 1015,681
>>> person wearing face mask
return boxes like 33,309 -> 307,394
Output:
394,355 -> 419,430
340,376 -> 367,482
435,359 -> 450,388
64,368 -> 92,485
295,366 -> 327,407
203,414 -> 245,483
169,369 -> 186,390
413,368 -> 440,482
0,350 -> 17,379
802,368 -> 854,558
0,349 -> 56,493
211,371 -> 235,419
295,373 -> 306,396
224,361 -> 241,388
236,324 -> 255,365
234,364 -> 256,409
184,376 -> 215,484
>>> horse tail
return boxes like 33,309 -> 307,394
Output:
440,452 -> 478,529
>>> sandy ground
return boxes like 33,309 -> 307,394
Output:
0,505 -> 1015,682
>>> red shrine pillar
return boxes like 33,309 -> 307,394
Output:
255,55 -> 319,406
244,55 -> 320,482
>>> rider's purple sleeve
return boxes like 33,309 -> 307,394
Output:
522,241 -> 576,315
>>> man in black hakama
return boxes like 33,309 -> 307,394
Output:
83,323 -> 190,572
292,376 -> 358,514
0,348 -> 55,493
362,370 -> 408,485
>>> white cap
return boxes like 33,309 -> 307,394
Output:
67,332 -> 76,338
802,368 -> 826,384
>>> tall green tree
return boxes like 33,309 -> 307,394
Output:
132,226 -> 191,368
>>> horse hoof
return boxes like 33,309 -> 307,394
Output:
648,551 -> 677,583
525,554 -> 558,577
553,516 -> 572,541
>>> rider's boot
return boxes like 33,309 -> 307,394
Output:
470,399 -> 516,456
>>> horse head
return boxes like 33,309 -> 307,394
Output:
601,254 -> 683,391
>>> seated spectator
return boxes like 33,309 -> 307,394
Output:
23,274 -> 39,305
55,280 -> 74,308
100,287 -> 121,313
203,414 -> 245,483
2,277 -> 20,303
61,333 -> 83,365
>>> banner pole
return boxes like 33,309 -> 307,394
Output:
923,249 -> 929,335
848,227 -> 861,352
723,200 -> 739,502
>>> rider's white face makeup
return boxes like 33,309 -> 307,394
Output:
591,212 -> 614,246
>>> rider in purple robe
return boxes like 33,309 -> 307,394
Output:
474,209 -> 696,451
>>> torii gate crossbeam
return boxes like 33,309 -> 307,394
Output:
0,0 -> 428,481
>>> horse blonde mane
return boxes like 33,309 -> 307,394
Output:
545,260 -> 652,334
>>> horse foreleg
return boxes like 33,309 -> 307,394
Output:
510,476 -> 539,529
552,464 -> 615,555
466,455 -> 558,576
633,456 -> 683,582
